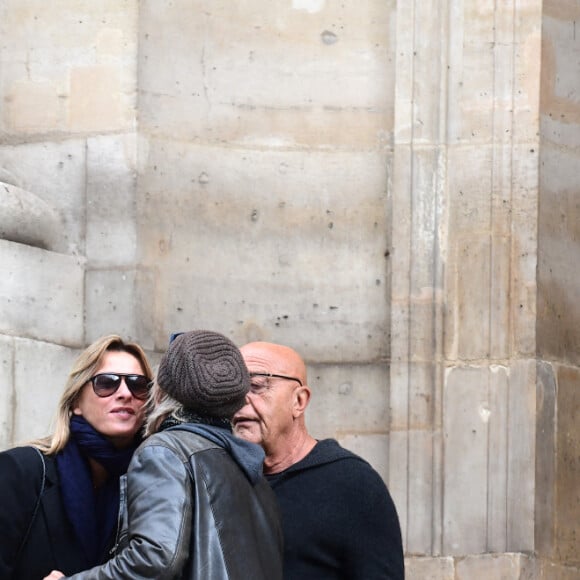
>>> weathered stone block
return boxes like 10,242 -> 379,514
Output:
407,429 -> 437,554
511,145 -> 539,358
0,240 -> 84,347
4,80 -> 60,132
453,235 -> 493,360
137,138 -> 390,359
456,553 -> 535,580
444,366 -> 498,555
540,561 -> 580,580
387,426 -> 444,555
535,361 -> 557,559
85,269 -> 139,345
69,66 -> 125,132
506,360 -> 536,552
0,140 -> 87,255
0,2 -> 137,137
538,147 -> 580,367
86,134 -> 138,266
405,556 -> 454,580
305,363 -> 389,439
12,338 -> 78,446
443,363 -> 536,556
0,181 -> 64,252
447,146 -> 493,233
388,430 -> 409,548
139,0 -> 394,147
555,365 -> 580,566
389,360 -> 443,432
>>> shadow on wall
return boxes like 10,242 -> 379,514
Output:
0,179 -> 65,253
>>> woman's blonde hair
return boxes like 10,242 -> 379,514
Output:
30,335 -> 153,455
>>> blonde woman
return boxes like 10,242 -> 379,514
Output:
0,335 -> 153,580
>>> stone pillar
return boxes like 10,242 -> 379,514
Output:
390,0 -> 535,562
390,0 -> 580,577
537,1 -> 580,576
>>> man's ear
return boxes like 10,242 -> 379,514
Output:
292,386 -> 311,418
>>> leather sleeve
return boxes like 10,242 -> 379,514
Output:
67,443 -> 193,580
0,447 -> 44,579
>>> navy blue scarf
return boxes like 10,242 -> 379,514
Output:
55,416 -> 141,566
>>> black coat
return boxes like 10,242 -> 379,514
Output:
0,446 -> 108,579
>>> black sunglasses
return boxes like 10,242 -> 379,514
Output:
250,373 -> 304,393
88,373 -> 151,400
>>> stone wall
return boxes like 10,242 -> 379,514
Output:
388,0 -> 541,567
0,1 -> 579,578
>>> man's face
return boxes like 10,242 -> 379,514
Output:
232,344 -> 301,451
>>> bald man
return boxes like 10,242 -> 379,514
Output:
233,342 -> 404,580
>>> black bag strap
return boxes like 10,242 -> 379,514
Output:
16,447 -> 46,563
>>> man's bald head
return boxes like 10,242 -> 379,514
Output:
240,342 -> 307,387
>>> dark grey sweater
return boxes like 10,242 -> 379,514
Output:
266,438 -> 404,580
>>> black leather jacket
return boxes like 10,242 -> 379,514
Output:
67,425 -> 283,580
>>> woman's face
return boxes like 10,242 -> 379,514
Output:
73,350 -> 148,448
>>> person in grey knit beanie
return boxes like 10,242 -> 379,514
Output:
156,330 -> 250,419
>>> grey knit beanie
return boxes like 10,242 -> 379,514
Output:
156,330 -> 250,418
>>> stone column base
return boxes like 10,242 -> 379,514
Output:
404,553 -> 580,579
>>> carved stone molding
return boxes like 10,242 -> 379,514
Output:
0,181 -> 64,252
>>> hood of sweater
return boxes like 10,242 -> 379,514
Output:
265,438 -> 372,485
166,423 -> 266,484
